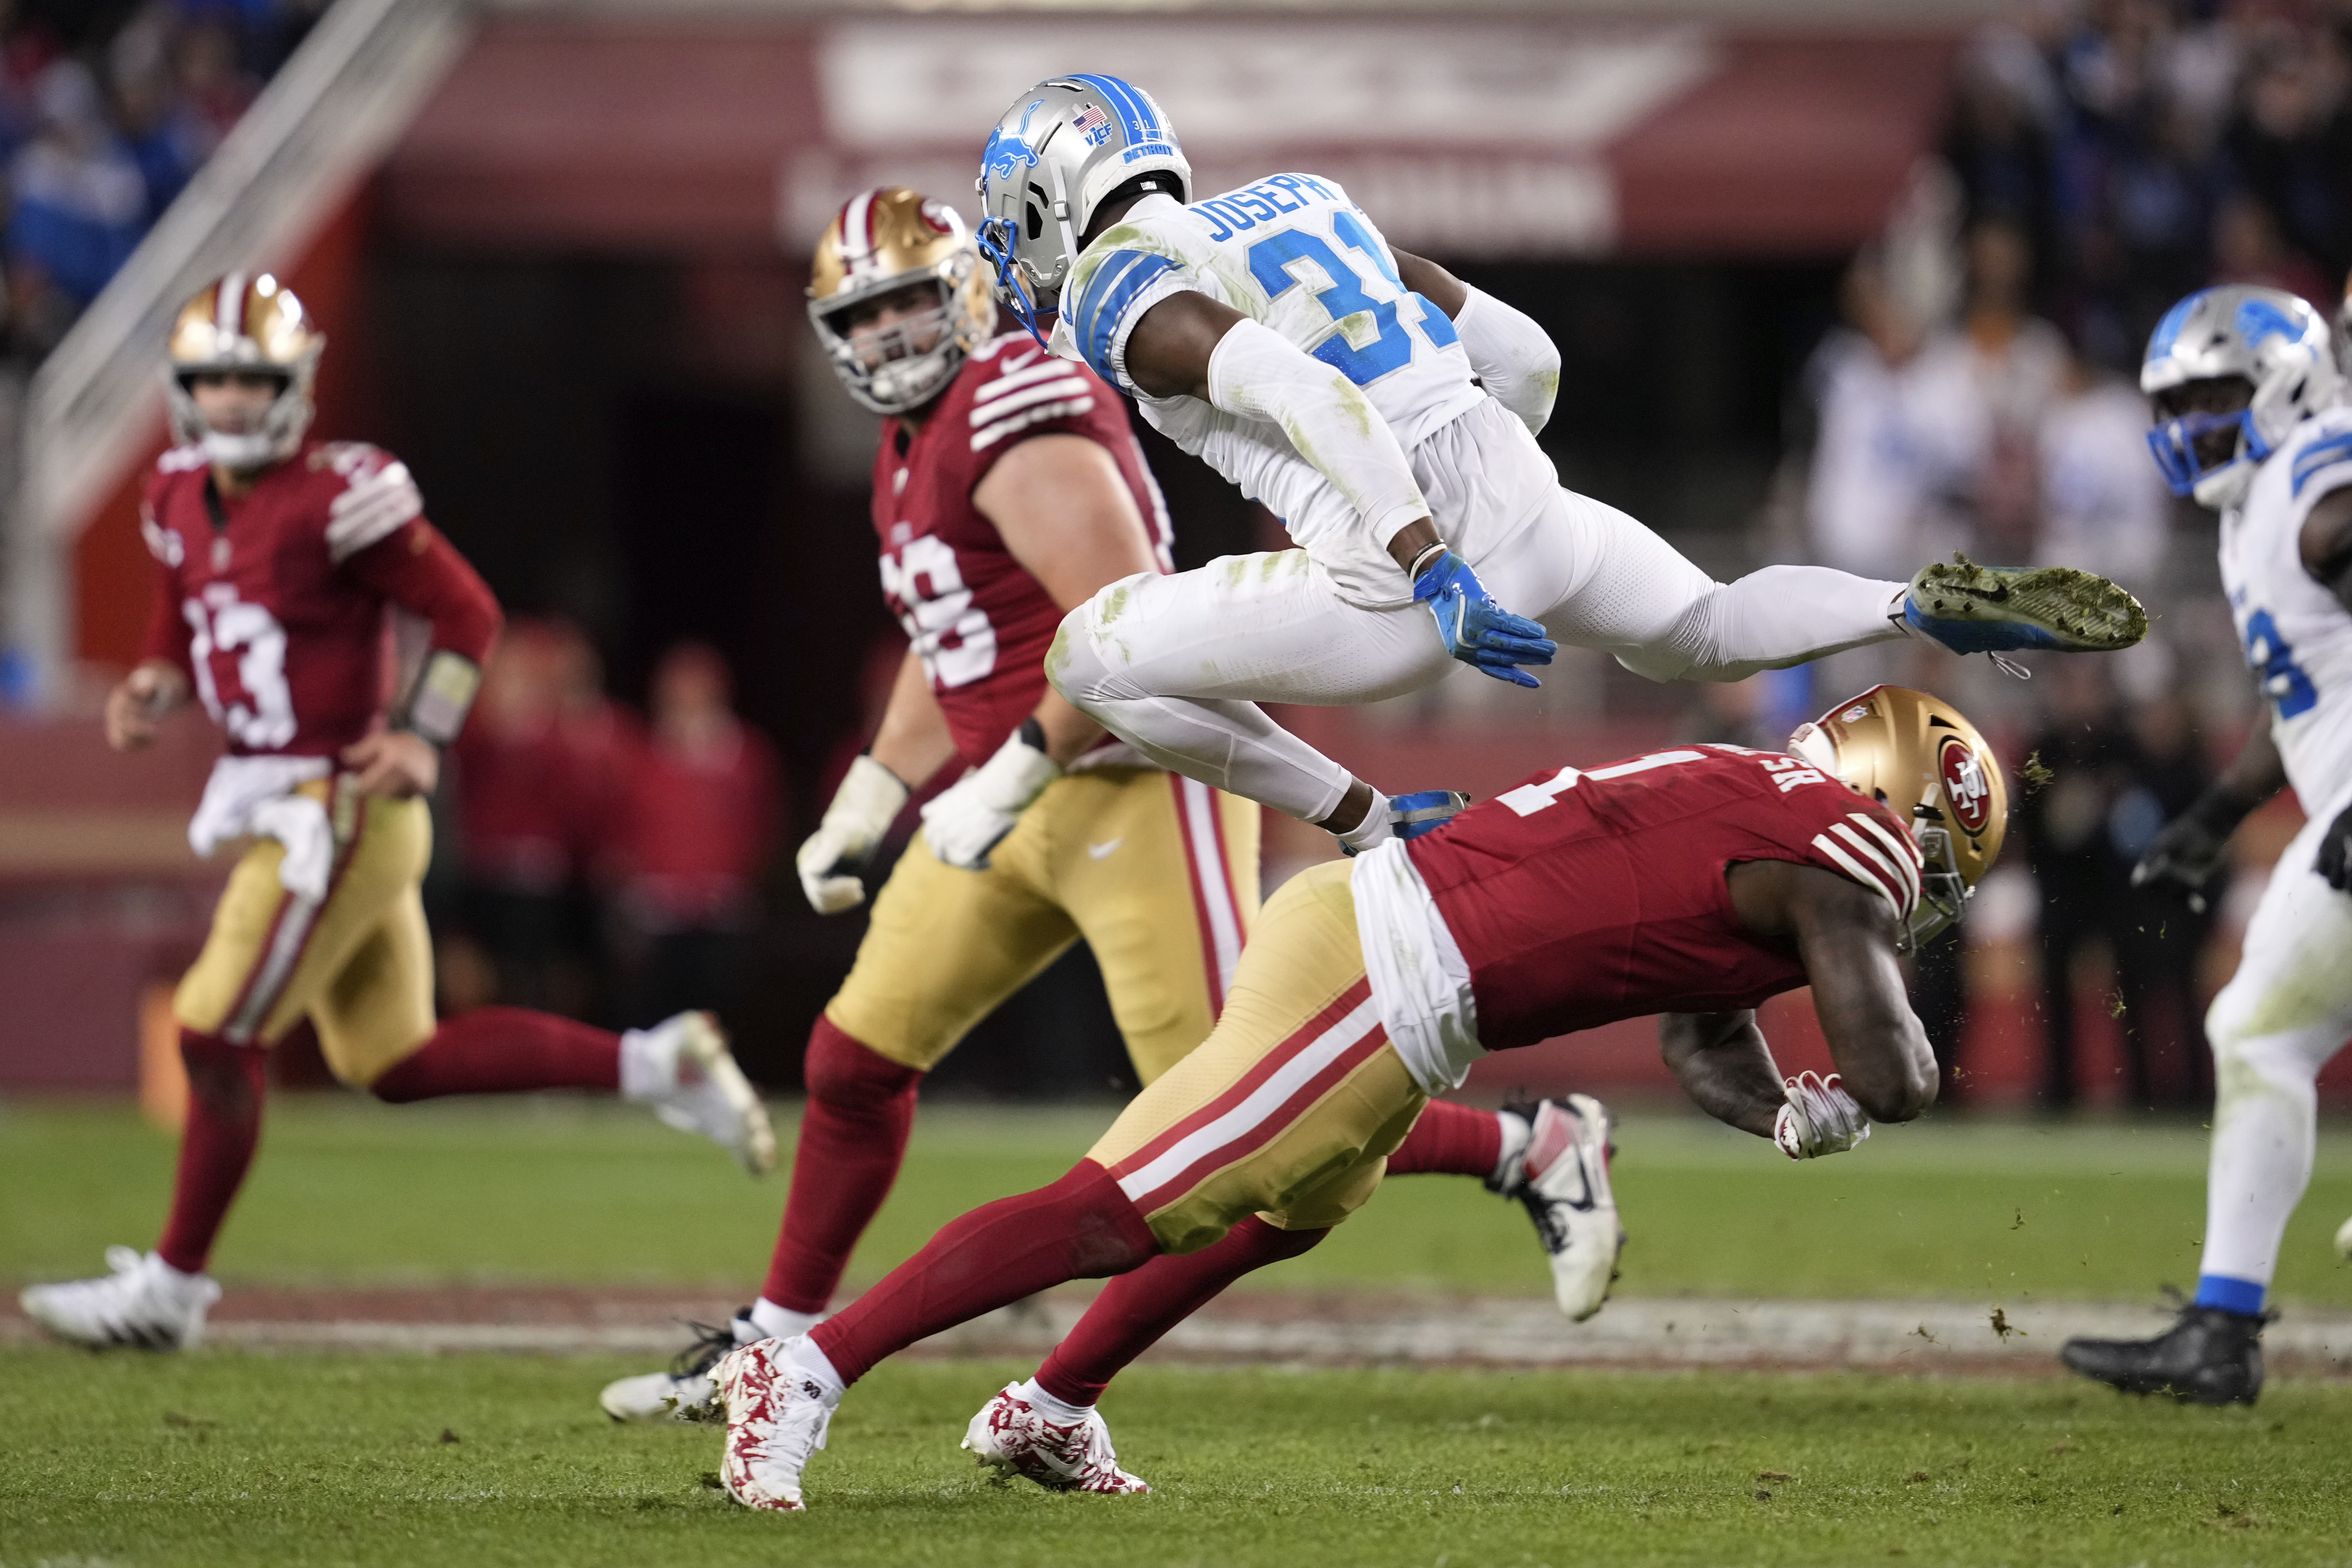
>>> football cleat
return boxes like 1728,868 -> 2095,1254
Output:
1902,555 -> 2147,656
1495,1096 -> 1624,1322
714,1337 -> 836,1512
962,1383 -> 1151,1494
632,1011 -> 776,1176
20,1247 -> 222,1351
598,1311 -> 754,1422
2059,1303 -> 2267,1406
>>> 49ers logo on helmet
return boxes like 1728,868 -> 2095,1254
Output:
1938,735 -> 1992,836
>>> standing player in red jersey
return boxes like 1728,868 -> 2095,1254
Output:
599,189 -> 1602,1422
18,275 -> 773,1354
704,685 -> 2008,1510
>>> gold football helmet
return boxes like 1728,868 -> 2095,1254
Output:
165,272 -> 324,469
1787,684 -> 2009,953
808,188 -> 996,415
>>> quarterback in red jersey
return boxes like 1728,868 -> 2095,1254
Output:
708,685 -> 2008,1509
18,275 -> 773,1355
600,189 -> 1559,1424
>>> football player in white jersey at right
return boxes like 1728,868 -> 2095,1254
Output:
2061,284 -> 2352,1406
973,75 -> 2148,852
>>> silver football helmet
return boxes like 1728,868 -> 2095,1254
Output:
975,75 -> 1190,337
2141,284 -> 2343,510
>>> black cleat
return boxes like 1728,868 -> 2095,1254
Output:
2059,1304 -> 2267,1406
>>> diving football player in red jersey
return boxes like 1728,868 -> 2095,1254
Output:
706,685 -> 2009,1509
598,189 -> 1586,1423
18,275 -> 773,1353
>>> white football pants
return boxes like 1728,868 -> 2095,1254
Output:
2196,788 -> 2352,1290
1050,398 -> 1910,822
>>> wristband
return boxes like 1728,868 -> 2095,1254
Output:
1406,541 -> 1448,580
394,650 -> 482,747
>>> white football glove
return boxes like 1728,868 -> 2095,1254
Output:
920,724 -> 1060,870
1772,1070 -> 1871,1161
795,754 -> 909,915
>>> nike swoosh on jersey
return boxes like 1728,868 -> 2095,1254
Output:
1088,838 -> 1124,859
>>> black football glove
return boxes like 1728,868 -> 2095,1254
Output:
2131,785 -> 2257,909
2316,802 -> 2352,892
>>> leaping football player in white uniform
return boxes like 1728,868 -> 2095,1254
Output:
969,74 -> 2147,852
2061,285 -> 2352,1406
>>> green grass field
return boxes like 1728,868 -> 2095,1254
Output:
5,1350 -> 2351,1567
6,1095 -> 2352,1566
6,1096 -> 2352,1303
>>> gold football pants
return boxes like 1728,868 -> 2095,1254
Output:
828,768 -> 1258,1087
173,778 -> 437,1087
1084,859 -> 1425,1253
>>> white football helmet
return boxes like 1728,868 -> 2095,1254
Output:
975,75 -> 1190,336
2141,285 -> 2342,510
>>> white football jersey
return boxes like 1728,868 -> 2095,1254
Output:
2218,403 -> 2352,808
1050,179 -> 1484,603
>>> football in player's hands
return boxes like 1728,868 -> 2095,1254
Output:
1773,1070 -> 1871,1160
2315,803 -> 2352,892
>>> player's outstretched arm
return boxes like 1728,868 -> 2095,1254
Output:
1782,866 -> 1938,1124
1122,291 -> 1439,577
1659,1009 -> 1784,1138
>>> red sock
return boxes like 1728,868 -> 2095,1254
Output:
1384,1098 -> 1503,1181
812,1161 -> 1155,1386
1036,1215 -> 1327,1407
155,1030 -> 268,1274
760,1018 -> 922,1315
368,1007 -> 620,1102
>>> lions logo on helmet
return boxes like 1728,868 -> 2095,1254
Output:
808,188 -> 997,416
165,273 -> 323,470
974,75 -> 1191,338
1788,685 -> 2009,954
2141,285 -> 2345,511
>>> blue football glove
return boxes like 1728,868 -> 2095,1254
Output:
1412,550 -> 1556,688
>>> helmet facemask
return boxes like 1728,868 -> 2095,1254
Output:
807,189 -> 996,417
812,262 -> 980,416
1904,816 -> 1969,955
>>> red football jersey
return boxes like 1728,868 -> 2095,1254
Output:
1406,744 -> 1925,1051
872,331 -> 1172,769
139,439 -> 499,759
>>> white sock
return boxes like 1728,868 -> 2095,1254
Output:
1334,790 -> 1393,853
617,1026 -> 668,1100
781,1333 -> 846,1400
1018,1377 -> 1093,1423
750,1298 -> 822,1342
1490,1109 -> 1533,1193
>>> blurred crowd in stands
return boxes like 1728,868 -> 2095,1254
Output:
1792,0 -> 2352,1111
427,622 -> 782,1039
0,0 -> 318,360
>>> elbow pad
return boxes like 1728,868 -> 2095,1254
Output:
1205,317 -> 1430,549
395,649 -> 483,747
1454,285 -> 1559,436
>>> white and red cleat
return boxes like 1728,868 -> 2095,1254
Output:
713,1337 -> 836,1511
1496,1095 -> 1624,1322
962,1383 -> 1150,1494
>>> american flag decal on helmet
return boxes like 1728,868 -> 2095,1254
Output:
1072,102 -> 1111,142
